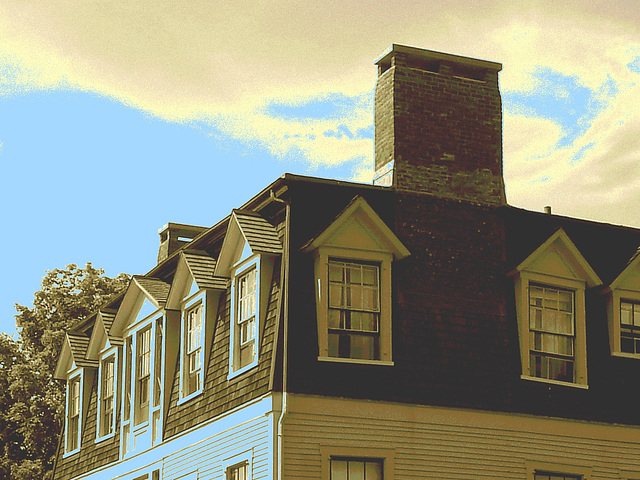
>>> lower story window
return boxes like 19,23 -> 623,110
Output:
621,300 -> 640,354
529,285 -> 575,383
534,472 -> 581,480
330,458 -> 383,480
227,462 -> 249,480
328,260 -> 380,361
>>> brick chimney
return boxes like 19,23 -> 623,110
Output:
373,44 -> 506,206
157,223 -> 208,263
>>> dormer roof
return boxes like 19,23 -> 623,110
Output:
86,309 -> 122,360
302,195 -> 410,260
509,228 -> 602,288
166,251 -> 229,308
182,251 -> 229,290
134,275 -> 171,305
610,246 -> 640,291
215,210 -> 282,275
110,276 -> 170,337
54,331 -> 98,379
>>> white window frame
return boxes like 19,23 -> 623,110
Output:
64,368 -> 83,457
121,313 -> 165,458
223,450 -> 253,480
320,446 -> 394,480
607,289 -> 640,359
327,259 -> 382,361
314,248 -> 394,366
514,272 -> 588,388
179,293 -> 206,404
229,255 -> 260,378
96,347 -> 118,442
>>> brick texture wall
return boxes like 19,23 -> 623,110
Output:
375,47 -> 505,206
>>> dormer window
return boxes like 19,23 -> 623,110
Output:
528,285 -> 575,383
620,300 -> 640,354
509,229 -> 601,388
214,209 -> 282,378
237,266 -> 257,368
302,196 -> 410,366
606,249 -> 640,358
135,326 -> 152,426
231,257 -> 260,374
328,260 -> 381,360
183,301 -> 203,397
98,352 -> 116,439
66,372 -> 82,454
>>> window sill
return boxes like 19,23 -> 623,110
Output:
95,432 -> 115,444
62,448 -> 80,459
521,374 -> 588,389
132,420 -> 149,431
611,351 -> 640,360
228,362 -> 258,381
177,390 -> 203,406
318,356 -> 394,366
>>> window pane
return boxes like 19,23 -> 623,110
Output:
124,337 -> 132,421
363,266 -> 378,286
328,333 -> 339,357
622,301 -> 633,325
154,318 -> 163,406
349,460 -> 365,480
330,285 -> 345,308
328,260 -> 382,360
228,463 -> 248,480
329,262 -> 344,282
366,462 -> 383,480
331,460 -> 348,480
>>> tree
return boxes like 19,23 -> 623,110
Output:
1,263 -> 129,480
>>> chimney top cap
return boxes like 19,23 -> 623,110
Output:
375,44 -> 502,73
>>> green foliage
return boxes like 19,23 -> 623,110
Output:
0,263 -> 129,480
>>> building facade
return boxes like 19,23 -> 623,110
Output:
53,44 -> 640,480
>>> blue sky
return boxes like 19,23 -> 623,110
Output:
1,1 -> 640,336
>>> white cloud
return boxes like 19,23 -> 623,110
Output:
1,0 -> 640,223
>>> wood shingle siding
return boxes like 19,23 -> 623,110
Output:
53,375 -> 121,480
164,259 -> 280,438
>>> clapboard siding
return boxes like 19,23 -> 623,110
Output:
163,408 -> 274,480
283,394 -> 640,480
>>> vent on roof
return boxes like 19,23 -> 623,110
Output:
452,63 -> 486,82
157,222 -> 208,263
407,57 -> 440,73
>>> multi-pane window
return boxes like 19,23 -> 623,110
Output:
237,268 -> 257,369
534,472 -> 581,480
66,375 -> 81,452
529,285 -> 575,383
328,260 -> 380,360
183,304 -> 203,396
152,317 -> 163,444
227,462 -> 249,480
330,458 -> 383,480
99,355 -> 115,437
135,326 -> 152,425
621,300 -> 640,354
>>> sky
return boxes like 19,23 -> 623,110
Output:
1,1 -> 639,337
